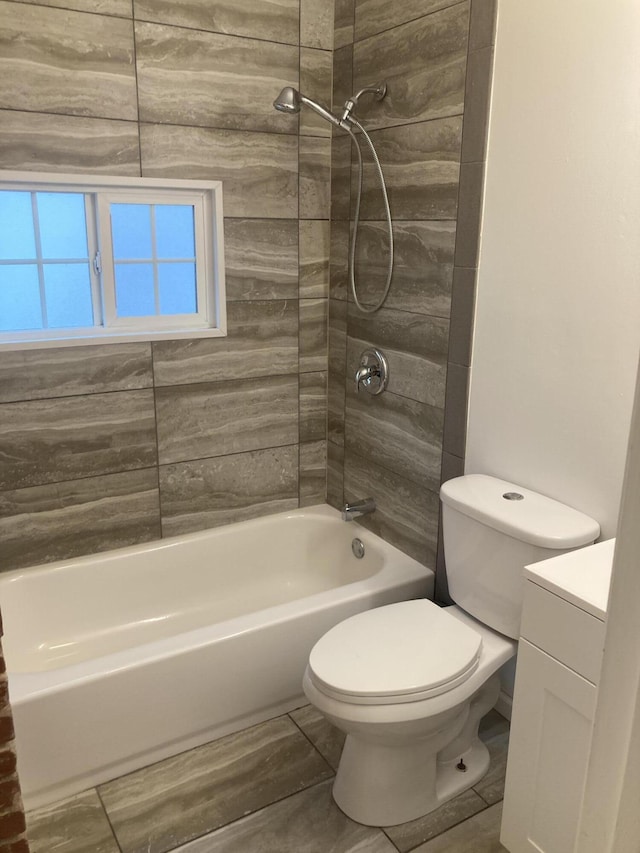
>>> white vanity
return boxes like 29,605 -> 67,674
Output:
500,539 -> 614,853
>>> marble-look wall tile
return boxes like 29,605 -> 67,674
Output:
301,0 -> 334,50
454,162 -> 484,267
0,343 -> 152,404
0,2 -> 137,121
300,136 -> 332,219
334,0 -> 355,49
448,267 -> 476,366
300,372 -> 328,441
326,440 -> 345,507
299,220 -> 330,298
344,449 -> 438,565
328,373 -> 346,446
160,446 -> 298,536
300,299 -> 329,373
329,298 -> 347,376
26,789 -> 120,853
300,48 -> 333,139
135,22 -> 298,134
178,779 -> 396,853
0,470 -> 160,571
344,386 -> 443,491
353,3 -> 469,131
152,300 -> 298,386
330,136 -> 353,221
347,305 -> 449,408
140,124 -> 298,219
133,0 -> 299,45
461,46 -> 494,164
354,0 -> 459,42
224,219 -> 299,301
14,0 -> 131,14
99,716 -> 331,853
332,44 -> 353,113
155,375 -> 299,465
0,390 -> 157,490
357,117 -> 462,220
299,440 -> 327,506
469,0 -> 498,51
352,220 -> 455,316
443,362 -> 468,458
330,220 -> 350,300
0,110 -> 140,175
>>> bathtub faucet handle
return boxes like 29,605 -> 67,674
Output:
342,498 -> 376,522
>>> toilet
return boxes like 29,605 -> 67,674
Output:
303,474 -> 600,826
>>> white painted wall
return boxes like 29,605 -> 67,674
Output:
465,0 -> 640,538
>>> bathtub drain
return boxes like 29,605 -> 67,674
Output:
352,538 -> 365,559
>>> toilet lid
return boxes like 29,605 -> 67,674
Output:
308,600 -> 483,705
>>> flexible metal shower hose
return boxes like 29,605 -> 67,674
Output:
345,118 -> 394,314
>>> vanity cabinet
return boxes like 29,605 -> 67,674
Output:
500,541 -> 613,853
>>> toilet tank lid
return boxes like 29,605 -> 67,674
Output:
440,475 -> 600,549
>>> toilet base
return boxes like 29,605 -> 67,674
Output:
331,675 -> 500,827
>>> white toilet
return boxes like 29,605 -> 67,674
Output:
303,474 -> 600,826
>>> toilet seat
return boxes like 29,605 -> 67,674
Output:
307,599 -> 483,706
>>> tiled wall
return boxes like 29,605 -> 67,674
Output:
327,0 -> 495,579
0,0 -> 334,571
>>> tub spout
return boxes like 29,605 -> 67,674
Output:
342,498 -> 376,522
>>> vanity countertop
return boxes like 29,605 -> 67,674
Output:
524,538 -> 615,621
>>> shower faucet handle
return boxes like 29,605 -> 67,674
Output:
355,348 -> 388,395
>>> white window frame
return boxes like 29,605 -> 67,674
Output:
0,171 -> 226,351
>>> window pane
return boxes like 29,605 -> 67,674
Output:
115,263 -> 155,317
0,265 -> 42,331
158,263 -> 197,315
111,204 -> 152,259
37,193 -> 88,259
155,205 -> 195,259
44,264 -> 94,328
0,191 -> 36,260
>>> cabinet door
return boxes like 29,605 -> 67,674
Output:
500,639 -> 597,853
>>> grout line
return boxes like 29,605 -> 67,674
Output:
287,710 -> 337,776
95,787 -> 125,853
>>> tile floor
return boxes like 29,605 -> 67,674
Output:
25,706 -> 509,853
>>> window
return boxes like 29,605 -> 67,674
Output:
0,172 -> 226,350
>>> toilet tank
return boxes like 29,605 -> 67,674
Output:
440,475 -> 600,639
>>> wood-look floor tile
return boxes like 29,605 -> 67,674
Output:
0,469 -> 160,571
152,300 -> 298,386
299,440 -> 326,506
99,716 -> 333,853
344,449 -> 437,564
384,789 -> 488,853
171,779 -> 396,853
159,445 -> 298,536
26,789 -> 119,853
290,705 -> 345,771
353,3 -> 469,131
224,219 -> 298,302
140,124 -> 298,219
0,110 -> 140,175
352,220 -> 456,317
155,376 -> 298,465
135,21 -> 298,134
133,0 -> 299,45
0,2 -> 137,120
0,390 -> 157,490
411,802 -> 507,852
474,712 -> 510,806
0,343 -> 151,404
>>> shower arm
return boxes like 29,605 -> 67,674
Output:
341,83 -> 387,124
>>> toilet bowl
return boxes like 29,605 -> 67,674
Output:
303,600 -> 516,826
303,475 -> 600,827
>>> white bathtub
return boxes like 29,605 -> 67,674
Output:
0,504 -> 433,809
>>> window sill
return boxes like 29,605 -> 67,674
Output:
0,326 -> 227,352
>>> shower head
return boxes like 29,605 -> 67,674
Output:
273,86 -> 345,129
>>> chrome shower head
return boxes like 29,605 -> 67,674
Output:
273,86 -> 345,129
273,86 -> 301,114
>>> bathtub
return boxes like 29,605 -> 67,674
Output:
0,504 -> 433,809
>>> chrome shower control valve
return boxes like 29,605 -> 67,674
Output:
355,348 -> 388,395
